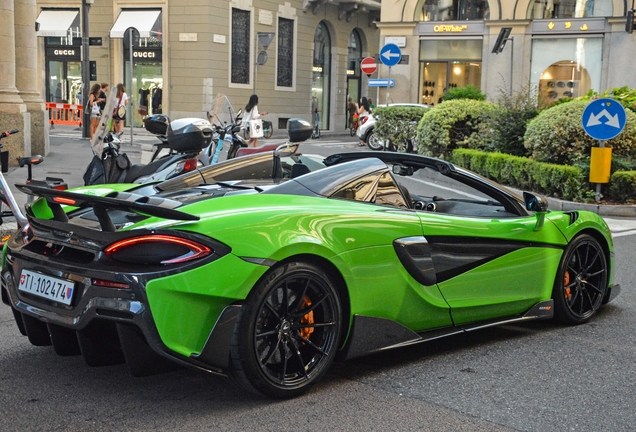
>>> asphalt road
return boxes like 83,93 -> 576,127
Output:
0,128 -> 635,431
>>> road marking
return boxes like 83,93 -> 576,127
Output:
610,229 -> 636,238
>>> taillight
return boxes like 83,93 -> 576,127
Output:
21,223 -> 33,244
182,158 -> 198,172
361,117 -> 369,124
104,235 -> 211,265
92,279 -> 130,289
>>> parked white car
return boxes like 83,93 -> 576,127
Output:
357,103 -> 430,151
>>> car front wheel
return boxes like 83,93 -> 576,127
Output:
552,234 -> 608,324
366,131 -> 384,151
229,261 -> 342,398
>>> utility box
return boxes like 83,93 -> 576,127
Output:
589,147 -> 612,183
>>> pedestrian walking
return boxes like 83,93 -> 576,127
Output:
98,82 -> 109,113
347,96 -> 356,130
243,94 -> 266,147
356,97 -> 370,146
113,83 -> 128,134
87,84 -> 104,139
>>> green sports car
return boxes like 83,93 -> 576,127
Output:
1,150 -> 620,398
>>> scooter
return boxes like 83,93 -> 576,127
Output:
200,109 -> 247,165
84,114 -> 214,185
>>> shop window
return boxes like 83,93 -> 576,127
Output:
527,0 -> 612,19
277,17 -> 294,88
312,22 -> 331,130
419,39 -> 482,105
531,38 -> 602,103
421,0 -> 489,21
231,8 -> 251,85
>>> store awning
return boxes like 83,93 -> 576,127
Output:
35,10 -> 79,37
110,10 -> 161,38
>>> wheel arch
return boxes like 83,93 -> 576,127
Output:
271,253 -> 352,350
576,227 -> 614,302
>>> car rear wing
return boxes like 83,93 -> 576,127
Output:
17,185 -> 199,232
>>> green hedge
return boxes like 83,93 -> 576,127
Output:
373,105 -> 429,147
524,99 -> 636,165
417,99 -> 494,159
451,149 -> 587,202
607,171 -> 636,202
440,85 -> 486,102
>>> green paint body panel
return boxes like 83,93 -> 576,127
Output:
69,191 -> 615,357
145,253 -> 269,356
29,184 -> 141,219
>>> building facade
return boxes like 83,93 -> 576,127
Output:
0,0 -> 48,162
35,0 -> 381,133
378,0 -> 636,105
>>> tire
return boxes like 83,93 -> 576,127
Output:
263,121 -> 273,139
389,140 -> 413,153
0,197 -> 16,243
230,261 -> 342,398
552,234 -> 608,324
350,127 -> 356,137
366,131 -> 384,151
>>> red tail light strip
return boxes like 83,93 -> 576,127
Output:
105,235 -> 211,264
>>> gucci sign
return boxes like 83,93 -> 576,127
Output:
133,51 -> 156,58
53,49 -> 76,56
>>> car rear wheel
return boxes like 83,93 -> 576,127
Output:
366,131 -> 384,151
389,140 -> 413,153
552,234 -> 608,324
230,261 -> 342,398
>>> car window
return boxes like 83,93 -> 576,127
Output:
394,166 -> 518,218
330,171 -> 407,208
159,153 -> 274,192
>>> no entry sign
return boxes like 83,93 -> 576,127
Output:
360,57 -> 377,76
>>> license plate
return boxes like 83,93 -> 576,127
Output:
18,270 -> 75,306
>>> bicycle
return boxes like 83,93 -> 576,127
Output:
0,129 -> 67,242
349,113 -> 359,136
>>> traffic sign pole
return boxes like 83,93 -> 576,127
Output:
379,43 -> 402,107
581,98 -> 627,202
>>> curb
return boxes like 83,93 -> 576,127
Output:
546,197 -> 636,218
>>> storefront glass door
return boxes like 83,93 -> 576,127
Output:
47,61 -> 82,104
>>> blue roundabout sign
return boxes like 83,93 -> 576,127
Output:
582,98 -> 627,141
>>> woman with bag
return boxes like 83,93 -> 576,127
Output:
113,83 -> 128,133
356,97 -> 371,146
243,94 -> 266,147
87,83 -> 103,139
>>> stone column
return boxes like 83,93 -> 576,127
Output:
15,0 -> 47,155
0,0 -> 24,108
0,0 -> 29,162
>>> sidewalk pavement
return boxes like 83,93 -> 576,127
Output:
4,124 -> 636,218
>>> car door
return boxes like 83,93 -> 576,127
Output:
400,168 -> 567,326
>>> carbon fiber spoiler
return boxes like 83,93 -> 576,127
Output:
17,185 -> 199,232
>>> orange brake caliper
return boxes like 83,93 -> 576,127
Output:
299,296 -> 315,340
564,271 -> 571,299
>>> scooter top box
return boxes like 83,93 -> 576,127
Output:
167,118 -> 214,152
287,118 -> 313,143
144,114 -> 170,136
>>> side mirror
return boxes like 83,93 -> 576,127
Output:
392,164 -> 414,177
524,192 -> 548,231
523,192 -> 548,213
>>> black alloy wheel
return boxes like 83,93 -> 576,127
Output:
553,234 -> 608,324
230,261 -> 342,398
